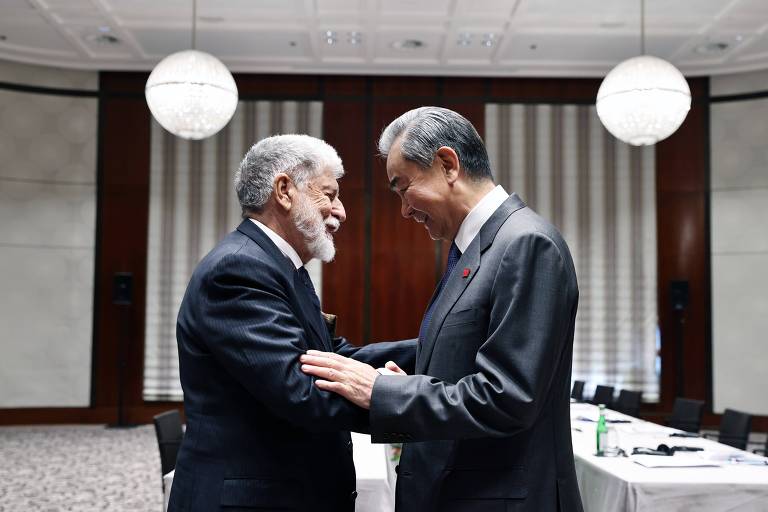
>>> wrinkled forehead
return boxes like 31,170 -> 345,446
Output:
305,165 -> 340,191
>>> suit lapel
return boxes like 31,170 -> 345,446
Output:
416,194 -> 527,374
236,220 -> 332,351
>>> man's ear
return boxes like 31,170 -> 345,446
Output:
273,173 -> 295,211
435,146 -> 460,184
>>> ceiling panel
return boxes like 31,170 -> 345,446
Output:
379,0 -> 452,17
0,17 -> 77,55
38,0 -> 94,8
196,30 -> 310,60
499,32 -> 690,64
50,8 -> 108,26
1,0 -> 768,77
131,28 -> 195,57
317,0 -> 366,16
454,0 -> 516,17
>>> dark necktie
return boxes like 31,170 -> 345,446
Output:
297,266 -> 321,311
418,241 -> 462,344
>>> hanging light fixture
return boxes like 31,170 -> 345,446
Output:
145,0 -> 238,140
596,0 -> 690,146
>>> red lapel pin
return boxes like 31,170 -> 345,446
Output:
462,268 -> 471,278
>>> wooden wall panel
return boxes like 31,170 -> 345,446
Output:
322,97 -> 368,344
370,100 -> 441,343
653,78 -> 719,427
92,73 -> 152,425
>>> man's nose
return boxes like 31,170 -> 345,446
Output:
332,198 -> 346,223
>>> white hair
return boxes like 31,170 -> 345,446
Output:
235,134 -> 344,214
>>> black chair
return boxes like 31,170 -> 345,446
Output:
153,410 -> 184,488
667,398 -> 704,433
704,408 -> 752,450
614,390 -> 642,418
570,380 -> 585,402
591,385 -> 615,407
753,436 -> 767,456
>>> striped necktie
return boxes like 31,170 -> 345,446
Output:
418,241 -> 462,344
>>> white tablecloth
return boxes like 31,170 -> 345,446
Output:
570,402 -> 768,512
163,432 -> 394,512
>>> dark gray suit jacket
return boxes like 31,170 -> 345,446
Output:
169,220 -> 415,512
370,194 -> 583,512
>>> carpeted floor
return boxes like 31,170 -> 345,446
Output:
0,425 -> 163,512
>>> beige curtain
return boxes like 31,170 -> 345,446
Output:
143,101 -> 323,401
485,104 -> 659,401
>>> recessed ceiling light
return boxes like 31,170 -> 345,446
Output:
391,39 -> 426,50
347,31 -> 362,45
86,33 -> 120,45
481,33 -> 496,47
324,30 -> 337,45
457,33 -> 472,46
694,41 -> 729,54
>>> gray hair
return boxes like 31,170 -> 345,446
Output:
235,134 -> 344,214
378,106 -> 493,182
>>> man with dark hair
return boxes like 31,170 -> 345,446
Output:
169,134 -> 414,512
301,107 -> 583,511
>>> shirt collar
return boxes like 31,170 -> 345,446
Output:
249,218 -> 303,269
454,185 -> 509,253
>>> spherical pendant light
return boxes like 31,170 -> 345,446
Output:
145,50 -> 238,140
596,55 -> 691,146
595,0 -> 691,146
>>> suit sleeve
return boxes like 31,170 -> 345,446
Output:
334,337 -> 417,374
194,253 -> 369,433
369,232 -> 576,442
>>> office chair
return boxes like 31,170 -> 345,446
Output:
667,398 -> 705,433
591,385 -> 615,408
704,408 -> 752,450
153,409 -> 184,489
571,380 -> 585,402
615,389 -> 643,418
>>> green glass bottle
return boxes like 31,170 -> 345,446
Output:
596,404 -> 607,456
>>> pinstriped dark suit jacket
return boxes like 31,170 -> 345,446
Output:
168,219 -> 415,512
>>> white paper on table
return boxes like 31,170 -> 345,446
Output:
698,451 -> 768,465
631,455 -> 720,468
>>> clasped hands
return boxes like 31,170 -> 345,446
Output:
300,350 -> 406,409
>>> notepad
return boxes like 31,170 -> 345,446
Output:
631,455 -> 720,468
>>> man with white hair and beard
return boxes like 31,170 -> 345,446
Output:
169,134 -> 415,512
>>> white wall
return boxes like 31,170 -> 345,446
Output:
710,70 -> 768,416
0,60 -> 97,407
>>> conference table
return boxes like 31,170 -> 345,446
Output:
162,407 -> 768,512
571,402 -> 768,511
162,432 -> 396,512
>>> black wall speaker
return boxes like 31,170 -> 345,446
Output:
113,272 -> 133,305
669,280 -> 689,311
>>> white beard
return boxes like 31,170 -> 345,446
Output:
292,194 -> 338,263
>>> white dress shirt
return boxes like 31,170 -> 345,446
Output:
249,218 -> 303,269
453,185 -> 509,253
